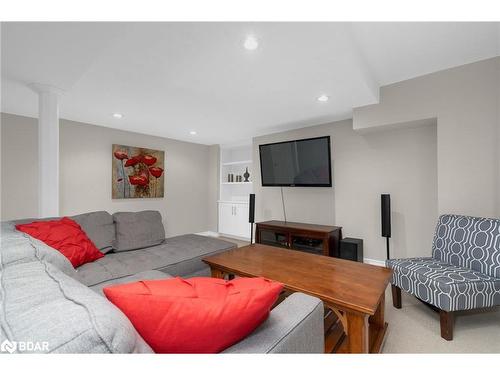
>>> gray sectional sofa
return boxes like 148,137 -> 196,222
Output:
0,210 -> 324,353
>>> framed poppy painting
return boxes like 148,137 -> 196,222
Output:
112,144 -> 165,199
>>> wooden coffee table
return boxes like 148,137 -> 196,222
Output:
203,244 -> 392,354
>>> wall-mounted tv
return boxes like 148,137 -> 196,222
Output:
259,136 -> 332,187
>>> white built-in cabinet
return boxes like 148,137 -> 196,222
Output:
218,202 -> 250,239
217,144 -> 253,240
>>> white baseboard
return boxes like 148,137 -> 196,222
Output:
195,231 -> 220,237
363,258 -> 386,267
218,233 -> 251,241
196,231 -> 251,242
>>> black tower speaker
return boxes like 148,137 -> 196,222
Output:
249,194 -> 255,243
381,194 -> 391,259
249,194 -> 255,223
339,238 -> 364,262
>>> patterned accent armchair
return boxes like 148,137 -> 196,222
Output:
386,214 -> 500,340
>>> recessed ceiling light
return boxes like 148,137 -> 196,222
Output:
317,95 -> 329,102
189,131 -> 197,135
244,35 -> 259,50
112,113 -> 123,119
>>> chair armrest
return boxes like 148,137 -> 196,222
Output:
222,293 -> 324,353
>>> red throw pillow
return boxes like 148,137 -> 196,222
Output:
16,217 -> 104,268
103,277 -> 283,353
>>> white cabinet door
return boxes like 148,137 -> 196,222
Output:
218,202 -> 235,236
233,203 -> 250,238
218,202 -> 250,239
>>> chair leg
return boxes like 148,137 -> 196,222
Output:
439,310 -> 454,341
391,284 -> 402,309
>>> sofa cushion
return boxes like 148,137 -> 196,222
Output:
112,211 -> 165,252
103,277 -> 283,353
432,214 -> 500,278
0,260 -> 152,353
154,234 -> 238,276
1,221 -> 43,265
72,211 -> 115,253
77,234 -> 236,286
16,217 -> 105,268
387,257 -> 500,311
1,222 -> 76,278
10,212 -> 116,254
222,292 -> 324,353
90,270 -> 172,295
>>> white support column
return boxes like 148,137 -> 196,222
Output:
30,83 -> 63,218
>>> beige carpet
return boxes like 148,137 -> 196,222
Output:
383,287 -> 500,353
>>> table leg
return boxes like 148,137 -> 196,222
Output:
345,311 -> 369,353
369,293 -> 385,328
368,293 -> 388,353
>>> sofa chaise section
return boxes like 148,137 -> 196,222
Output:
77,234 -> 236,286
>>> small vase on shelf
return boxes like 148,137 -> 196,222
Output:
243,167 -> 250,182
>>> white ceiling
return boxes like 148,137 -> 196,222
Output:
2,22 -> 499,145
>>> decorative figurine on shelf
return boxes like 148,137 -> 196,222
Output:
243,167 -> 250,182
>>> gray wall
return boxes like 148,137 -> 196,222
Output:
1,113 -> 217,237
354,57 -> 500,218
1,113 -> 39,220
253,119 -> 438,261
252,57 -> 499,262
2,57 -> 497,259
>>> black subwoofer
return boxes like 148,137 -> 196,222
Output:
339,238 -> 364,262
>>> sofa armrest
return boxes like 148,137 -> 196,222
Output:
222,293 -> 324,353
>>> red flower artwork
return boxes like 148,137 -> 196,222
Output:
114,145 -> 164,199
149,167 -> 164,178
142,154 -> 157,166
124,157 -> 140,167
129,174 -> 149,186
114,150 -> 129,160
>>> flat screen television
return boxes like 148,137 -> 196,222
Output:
259,136 -> 332,187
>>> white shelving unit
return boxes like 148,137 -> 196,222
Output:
218,144 -> 253,240
221,160 -> 252,166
